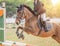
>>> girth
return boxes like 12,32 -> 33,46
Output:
37,16 -> 43,35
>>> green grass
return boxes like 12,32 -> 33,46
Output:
5,24 -> 60,46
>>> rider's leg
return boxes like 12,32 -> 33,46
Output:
41,13 -> 48,32
38,15 -> 43,30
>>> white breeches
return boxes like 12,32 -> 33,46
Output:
38,13 -> 47,21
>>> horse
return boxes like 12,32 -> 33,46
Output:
15,4 -> 60,43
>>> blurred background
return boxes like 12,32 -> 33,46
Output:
0,0 -> 60,46
0,0 -> 60,18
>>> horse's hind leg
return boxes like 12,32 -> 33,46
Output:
52,35 -> 60,43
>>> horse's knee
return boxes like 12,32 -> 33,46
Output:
16,27 -> 20,31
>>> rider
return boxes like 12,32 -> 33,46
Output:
34,0 -> 48,32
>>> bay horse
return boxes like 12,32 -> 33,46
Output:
15,5 -> 60,43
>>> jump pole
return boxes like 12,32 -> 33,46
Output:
0,1 -> 6,42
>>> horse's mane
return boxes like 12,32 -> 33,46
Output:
20,4 -> 36,16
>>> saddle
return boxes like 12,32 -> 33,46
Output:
37,17 -> 53,35
46,21 -> 53,31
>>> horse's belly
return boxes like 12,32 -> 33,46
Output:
39,29 -> 55,37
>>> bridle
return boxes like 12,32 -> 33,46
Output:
17,6 -> 35,24
16,6 -> 25,20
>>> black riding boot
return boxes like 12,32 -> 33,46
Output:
43,21 -> 48,32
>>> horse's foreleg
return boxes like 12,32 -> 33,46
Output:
16,26 -> 20,37
18,31 -> 24,40
16,26 -> 24,39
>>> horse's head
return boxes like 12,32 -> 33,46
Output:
15,5 -> 25,25
16,5 -> 35,25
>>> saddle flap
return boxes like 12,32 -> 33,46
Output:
46,21 -> 53,30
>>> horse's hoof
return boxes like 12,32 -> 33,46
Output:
18,34 -> 24,40
18,36 -> 24,40
22,36 -> 24,40
21,35 -> 24,40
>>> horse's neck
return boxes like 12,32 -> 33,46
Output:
24,8 -> 35,21
24,7 -> 40,35
25,13 -> 39,35
24,7 -> 38,26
